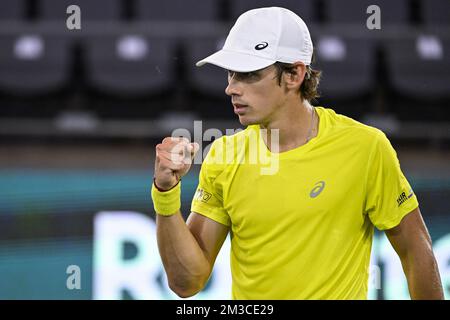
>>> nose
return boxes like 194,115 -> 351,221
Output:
225,75 -> 242,97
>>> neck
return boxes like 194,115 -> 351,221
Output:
260,99 -> 318,153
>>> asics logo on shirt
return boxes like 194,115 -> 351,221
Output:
310,181 -> 326,198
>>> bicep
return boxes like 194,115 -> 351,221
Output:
187,212 -> 229,269
385,207 -> 433,259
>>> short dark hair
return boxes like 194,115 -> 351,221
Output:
273,54 -> 321,102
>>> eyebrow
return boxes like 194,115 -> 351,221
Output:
227,69 -> 263,76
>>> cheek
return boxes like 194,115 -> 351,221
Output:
253,85 -> 283,111
251,83 -> 280,104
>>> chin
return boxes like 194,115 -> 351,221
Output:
237,116 -> 256,126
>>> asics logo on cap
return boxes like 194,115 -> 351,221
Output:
254,42 -> 269,50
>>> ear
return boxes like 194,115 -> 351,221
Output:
283,62 -> 307,91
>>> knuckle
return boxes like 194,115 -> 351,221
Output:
171,143 -> 184,153
171,136 -> 190,144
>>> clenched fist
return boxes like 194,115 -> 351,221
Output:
154,137 -> 200,191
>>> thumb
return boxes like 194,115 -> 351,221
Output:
189,142 -> 200,158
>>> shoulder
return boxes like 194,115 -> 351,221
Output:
318,107 -> 388,145
205,125 -> 258,158
202,125 -> 256,170
218,125 -> 258,144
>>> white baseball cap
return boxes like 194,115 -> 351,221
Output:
196,7 -> 313,72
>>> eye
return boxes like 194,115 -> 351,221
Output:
227,70 -> 259,82
241,71 -> 258,77
242,72 -> 256,78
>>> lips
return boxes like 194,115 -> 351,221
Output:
233,103 -> 248,115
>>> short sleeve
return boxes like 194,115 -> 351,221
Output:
364,131 -> 419,230
191,138 -> 231,227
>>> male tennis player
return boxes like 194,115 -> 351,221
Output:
151,7 -> 444,299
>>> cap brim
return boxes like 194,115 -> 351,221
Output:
196,50 -> 275,73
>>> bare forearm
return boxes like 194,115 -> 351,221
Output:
156,212 -> 211,297
402,251 -> 444,300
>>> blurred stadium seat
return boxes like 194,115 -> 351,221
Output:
421,0 -> 450,26
0,34 -> 72,94
39,0 -> 122,21
0,34 -> 73,117
314,34 -> 376,119
82,34 -> 176,118
0,0 -> 26,21
134,0 -> 220,22
323,0 -> 411,25
229,0 -> 316,22
384,34 -> 450,121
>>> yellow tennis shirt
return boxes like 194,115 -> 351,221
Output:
191,107 -> 419,299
